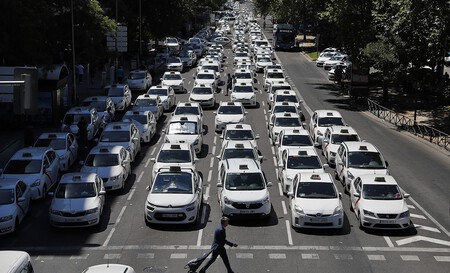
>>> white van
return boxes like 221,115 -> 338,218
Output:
0,251 -> 34,273
82,264 -> 136,273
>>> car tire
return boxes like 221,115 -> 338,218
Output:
42,184 -> 47,200
349,198 -> 354,212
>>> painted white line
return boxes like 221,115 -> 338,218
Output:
400,255 -> 420,261
272,156 -> 277,166
213,135 -> 217,145
434,256 -> 450,262
211,146 -> 216,156
136,171 -> 144,184
407,204 -> 416,209
204,185 -> 210,201
207,170 -> 213,182
150,147 -> 156,156
35,255 -> 53,260
410,213 -> 426,220
275,168 -> 279,180
209,157 -> 214,168
414,224 -> 441,233
334,254 -> 353,260
137,253 -> 155,259
236,253 -> 253,259
127,188 -> 136,201
271,146 -> 276,155
70,254 -> 89,260
263,109 -> 266,115
302,253 -> 319,259
197,229 -> 203,247
285,220 -> 293,245
384,236 -> 395,248
104,253 -> 121,260
145,157 -> 151,168
262,101 -> 265,107
170,253 -> 187,259
396,236 -> 450,247
103,206 -> 127,247
278,183 -> 283,196
268,253 -> 286,259
408,196 -> 450,238
281,200 -> 287,215
102,227 -> 116,247
367,255 -> 386,261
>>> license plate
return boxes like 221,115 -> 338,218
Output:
310,218 -> 327,223
65,218 -> 81,222
239,210 -> 255,214
380,220 -> 395,224
162,214 -> 178,218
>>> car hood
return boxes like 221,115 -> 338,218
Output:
80,165 -> 123,178
223,189 -> 268,202
163,80 -> 183,86
51,197 -> 99,212
273,126 -> 303,135
362,199 -> 408,214
1,173 -> 40,185
190,94 -> 214,100
216,114 -> 244,122
147,193 -> 196,207
231,93 -> 253,99
295,198 -> 341,214
0,204 -> 16,217
195,79 -> 215,85
348,168 -> 388,178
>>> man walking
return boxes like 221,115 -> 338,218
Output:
199,217 -> 237,273
226,73 -> 232,96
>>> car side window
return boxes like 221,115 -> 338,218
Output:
47,151 -> 56,164
342,150 -> 347,167
18,181 -> 27,194
16,184 -> 23,199
43,155 -> 50,169
219,165 -> 225,183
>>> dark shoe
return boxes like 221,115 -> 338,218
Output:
199,269 -> 206,273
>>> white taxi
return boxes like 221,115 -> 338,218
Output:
264,69 -> 285,91
49,172 -> 105,227
267,80 -> 291,106
255,55 -> 273,72
220,123 -> 260,149
335,142 -> 389,193
61,106 -> 100,141
194,69 -> 219,91
0,147 -> 60,200
34,132 -> 78,172
269,112 -> 303,145
309,110 -> 346,146
98,122 -> 141,162
274,129 -> 314,162
278,147 -> 328,194
214,102 -> 247,132
322,126 -> 360,165
132,94 -> 163,121
147,85 -> 176,111
105,84 -> 132,111
230,82 -> 257,107
189,84 -> 216,109
145,167 -> 203,225
288,173 -> 343,229
80,146 -> 131,191
125,70 -> 152,91
217,141 -> 262,166
0,178 -> 32,235
161,71 -> 185,93
151,143 -> 198,177
234,69 -> 255,85
172,102 -> 203,120
350,174 -> 411,230
122,110 -> 157,143
217,158 -> 272,218
270,90 -> 301,110
164,115 -> 204,154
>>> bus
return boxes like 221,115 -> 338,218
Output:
273,24 -> 297,51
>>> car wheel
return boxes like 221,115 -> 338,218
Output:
349,198 -> 354,212
42,184 -> 47,200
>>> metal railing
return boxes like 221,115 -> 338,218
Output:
367,99 -> 450,151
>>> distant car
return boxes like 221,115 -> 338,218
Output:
234,69 -> 255,85
264,69 -> 286,91
309,110 -> 346,146
217,140 -> 262,165
48,172 -> 105,228
323,55 -> 348,71
61,106 -> 101,141
164,37 -> 180,52
172,102 -> 204,120
151,143 -> 198,177
166,57 -> 184,72
230,82 -> 257,107
189,84 -> 216,109
213,36 -> 232,46
316,52 -> 339,67
255,55 -> 273,72
132,94 -> 163,121
147,85 -> 176,111
97,122 -> 141,162
161,71 -> 185,93
82,264 -> 136,273
125,70 -> 152,91
34,132 -> 78,172
122,110 -> 157,143
81,96 -> 116,122
214,102 -> 247,132
0,178 -> 32,235
220,123 -> 260,149
179,50 -> 197,67
275,129 -> 314,163
268,112 -> 303,145
164,115 -> 204,154
105,84 -> 132,111
194,69 -> 219,91
322,126 -> 360,165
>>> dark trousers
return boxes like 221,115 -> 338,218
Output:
200,246 -> 233,273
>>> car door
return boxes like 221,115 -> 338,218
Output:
45,151 -> 59,187
96,176 -> 105,212
120,147 -> 131,177
350,178 -> 362,211
15,182 -> 28,221
67,133 -> 77,166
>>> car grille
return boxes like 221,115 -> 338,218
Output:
52,221 -> 91,227
306,214 -> 331,217
304,222 -> 333,227
373,223 -> 402,229
377,213 -> 398,219
232,202 -> 263,209
154,212 -> 187,221
60,211 -> 89,217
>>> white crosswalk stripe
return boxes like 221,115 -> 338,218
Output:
400,255 -> 420,261
302,253 -> 319,259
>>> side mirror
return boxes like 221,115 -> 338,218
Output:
150,157 -> 156,162
258,155 -> 264,162
79,160 -> 85,165
353,192 -> 360,197
255,134 -> 260,139
403,193 -> 410,199
339,192 -> 342,199
194,158 -> 199,163
287,192 -> 294,197
323,164 -> 329,168
219,135 -> 224,139
267,182 -> 273,187
216,156 -> 221,160
385,161 -> 389,167
47,192 -> 54,197
99,190 -> 106,195
217,182 -> 223,188
202,129 -> 206,134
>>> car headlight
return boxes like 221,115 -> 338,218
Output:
31,179 -> 41,187
49,209 -> 62,216
250,95 -> 255,99
208,97 -> 214,101
261,195 -> 270,204
363,209 -> 376,217
193,138 -> 199,145
110,174 -> 121,181
333,206 -> 343,215
224,196 -> 233,205
85,208 -> 98,215
185,201 -> 197,211
239,118 -> 244,122
347,171 -> 355,180
399,210 -> 410,218
294,205 -> 304,214
0,215 -> 13,222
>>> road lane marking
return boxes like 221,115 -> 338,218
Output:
209,157 -> 214,167
211,145 -> 216,155
407,204 -> 416,209
236,253 -> 253,259
410,213 -> 426,220
262,101 -> 265,107
170,253 -> 187,259
136,171 -> 144,184
70,254 -> 89,260
367,255 -> 386,261
285,220 -> 293,245
278,183 -> 283,196
414,224 -> 441,233
213,135 -> 217,145
137,253 -> 155,259
127,188 -> 136,201
197,229 -> 203,247
400,255 -> 420,261
434,256 -> 450,262
302,253 -> 319,259
396,236 -> 450,247
384,236 -> 395,248
269,253 -> 286,259
104,253 -> 121,260
35,256 -> 53,260
150,147 -> 156,156
207,170 -> 212,183
103,205 -> 127,247
334,254 -> 353,260
408,196 -> 450,238
281,200 -> 287,215
204,184 -> 210,201
145,157 -> 151,168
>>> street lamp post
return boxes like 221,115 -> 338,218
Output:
139,0 -> 142,68
71,0 -> 77,105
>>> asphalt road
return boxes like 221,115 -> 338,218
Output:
1,22 -> 450,273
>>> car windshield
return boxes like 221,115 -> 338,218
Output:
256,41 -> 269,47
107,87 -> 124,97
296,182 -> 337,199
151,172 -> 193,194
3,160 -> 41,174
84,153 -> 119,167
124,115 -> 147,125
163,74 -> 182,80
218,106 -> 243,114
174,107 -> 200,116
331,134 -> 359,144
202,66 -> 219,73
168,122 -> 198,134
157,150 -> 191,163
276,95 -> 298,103
362,184 -> 402,200
0,189 -> 15,205
82,100 -> 107,111
281,135 -> 313,146
318,117 -> 344,127
225,173 -> 265,191
267,72 -> 284,79
197,73 -> 215,80
148,89 -> 168,96
34,138 -> 66,150
233,86 -> 253,93
235,52 -> 248,57
348,151 -> 385,169
235,73 -> 252,79
287,156 -> 322,169
275,117 -> 301,126
63,114 -> 91,125
273,105 -> 297,114
100,131 -> 130,142
271,86 -> 291,93
128,72 -> 146,79
225,130 -> 254,140
168,58 -> 181,63
223,149 -> 255,160
135,98 -> 157,106
166,38 -> 178,44
257,57 -> 271,62
192,87 -> 213,94
55,182 -> 96,199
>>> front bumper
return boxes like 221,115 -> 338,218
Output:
145,205 -> 199,224
292,212 -> 343,229
360,214 -> 411,229
221,201 -> 271,217
49,212 -> 101,228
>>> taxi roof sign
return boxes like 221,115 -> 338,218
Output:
234,143 -> 244,148
374,177 -> 386,182
170,144 -> 181,149
359,146 -> 368,151
169,166 -> 181,172
298,150 -> 308,156
239,164 -> 249,170
310,174 -> 321,180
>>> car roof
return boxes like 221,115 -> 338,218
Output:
273,101 -> 297,107
223,140 -> 254,149
37,132 -> 70,139
270,81 -> 290,87
286,147 -> 318,157
159,143 -> 192,151
274,112 -> 301,118
219,101 -> 243,106
225,123 -> 252,130
148,85 -> 169,90
275,90 -> 296,96
60,172 -> 99,184
103,122 -> 134,132
315,110 -> 343,117
223,158 -> 261,172
176,101 -> 201,107
298,173 -> 334,184
358,174 -> 398,186
155,166 -> 196,175
137,94 -> 160,99
89,145 -> 123,154
11,147 -> 52,160
124,110 -> 151,116
280,128 -> 310,136
163,71 -> 181,75
170,115 -> 199,122
327,126 -> 358,135
342,141 -> 379,152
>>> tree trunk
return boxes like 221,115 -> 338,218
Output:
382,80 -> 389,102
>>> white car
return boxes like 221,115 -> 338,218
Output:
151,143 -> 198,177
350,174 -> 411,230
164,115 -> 204,154
147,85 -> 176,111
133,94 -> 163,120
161,71 -> 185,93
166,57 -> 184,72
270,90 -> 301,110
0,178 -> 32,235
164,37 -> 180,52
230,82 -> 257,107
48,172 -> 105,227
278,147 -> 328,194
217,158 -> 272,219
234,69 -> 255,85
316,52 -> 339,67
82,264 -> 136,273
122,110 -> 157,143
217,140 -> 262,165
125,70 -> 152,91
0,147 -> 60,200
145,166 -> 203,225
194,69 -> 219,91
61,106 -> 101,141
255,55 -> 273,72
288,173 -> 343,229
214,102 -> 247,132
269,102 -> 304,121
268,112 -> 303,145
322,126 -> 360,165
105,84 -> 132,111
81,96 -> 116,121
189,84 -> 216,109
34,132 -> 78,172
234,51 -> 251,64
267,80 -> 291,105
335,142 -> 389,193
97,122 -> 141,162
80,146 -> 131,191
323,55 -> 348,70
309,110 -> 346,146
275,128 -> 314,162
172,102 -> 203,120
220,123 -> 260,149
